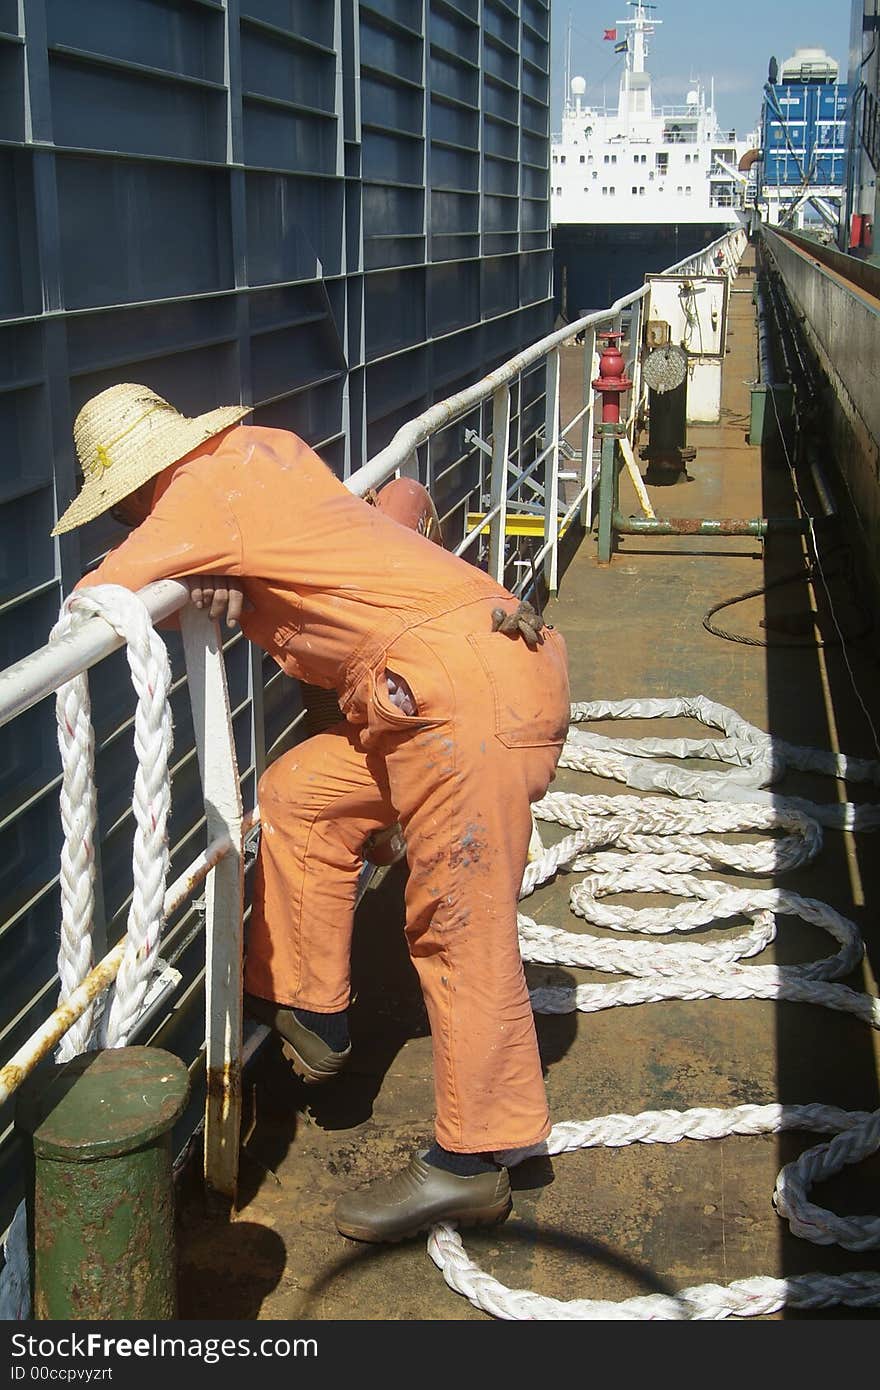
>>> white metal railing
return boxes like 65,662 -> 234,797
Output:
362,225 -> 747,595
0,223 -> 748,1208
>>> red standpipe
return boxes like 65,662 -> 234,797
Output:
592,331 -> 632,424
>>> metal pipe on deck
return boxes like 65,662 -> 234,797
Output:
612,510 -> 810,538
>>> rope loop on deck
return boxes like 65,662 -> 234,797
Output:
561,695 -> 880,830
428,697 -> 880,1319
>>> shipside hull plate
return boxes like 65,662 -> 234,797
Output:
553,222 -> 733,318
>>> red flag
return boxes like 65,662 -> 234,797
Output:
603,28 -> 616,39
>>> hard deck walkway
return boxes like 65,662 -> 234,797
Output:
176,252 -> 880,1321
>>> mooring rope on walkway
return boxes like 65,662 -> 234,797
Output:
561,695 -> 880,830
427,699 -> 880,1320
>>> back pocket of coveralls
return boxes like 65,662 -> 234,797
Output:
366,665 -> 445,733
466,627 -> 570,748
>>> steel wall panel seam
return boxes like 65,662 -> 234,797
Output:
238,16 -> 336,58
430,43 -> 480,71
47,45 -> 229,92
431,1 -> 479,25
430,90 -> 479,113
360,63 -> 425,93
242,91 -> 338,119
359,8 -> 424,42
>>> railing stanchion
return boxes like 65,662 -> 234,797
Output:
628,297 -> 643,435
542,348 -> 561,594
180,605 -> 245,1207
580,327 -> 597,531
489,384 -> 511,585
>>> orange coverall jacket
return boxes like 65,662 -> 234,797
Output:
78,425 -> 571,1153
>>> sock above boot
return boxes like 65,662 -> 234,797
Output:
293,1006 -> 350,1052
424,1142 -> 500,1177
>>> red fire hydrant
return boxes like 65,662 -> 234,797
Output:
592,332 -> 632,424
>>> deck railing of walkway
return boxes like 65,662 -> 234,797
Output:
0,225 -> 748,1220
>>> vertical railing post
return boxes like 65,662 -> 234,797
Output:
628,297 -> 643,436
542,347 -> 561,593
179,607 -> 245,1207
580,326 -> 597,530
488,384 -> 511,585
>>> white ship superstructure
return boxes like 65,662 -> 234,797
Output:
551,2 -> 756,232
550,2 -> 758,314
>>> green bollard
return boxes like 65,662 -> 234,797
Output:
16,1045 -> 190,1320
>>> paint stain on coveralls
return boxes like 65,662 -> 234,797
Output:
450,821 -> 487,870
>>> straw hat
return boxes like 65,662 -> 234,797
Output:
52,382 -> 252,535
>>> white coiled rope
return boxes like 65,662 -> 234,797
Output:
1,585 -> 174,1319
427,699 -> 880,1319
561,695 -> 880,831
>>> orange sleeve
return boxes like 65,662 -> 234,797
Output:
74,466 -> 243,629
75,466 -> 242,594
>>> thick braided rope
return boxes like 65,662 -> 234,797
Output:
560,696 -> 880,830
51,608 -> 100,1059
51,585 -> 173,1047
63,588 -> 176,1047
427,1225 -> 880,1319
426,703 -> 880,1318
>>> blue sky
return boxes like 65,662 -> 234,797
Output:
552,1 -> 853,136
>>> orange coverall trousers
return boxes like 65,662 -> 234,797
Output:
246,601 -> 570,1154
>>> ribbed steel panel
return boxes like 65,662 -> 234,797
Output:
0,0 -> 552,1236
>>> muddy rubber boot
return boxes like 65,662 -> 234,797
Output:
244,993 -> 350,1084
334,1151 -> 512,1243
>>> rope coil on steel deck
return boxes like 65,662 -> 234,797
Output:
0,585 -> 174,1319
427,697 -> 880,1320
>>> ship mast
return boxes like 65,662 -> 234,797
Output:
616,0 -> 660,124
625,0 -> 657,76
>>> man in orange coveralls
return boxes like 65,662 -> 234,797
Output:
54,383 -> 571,1243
